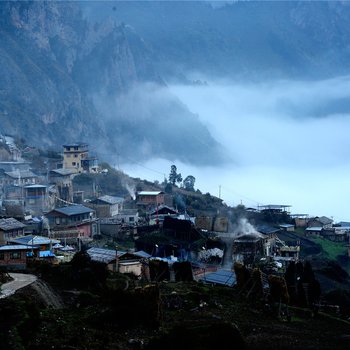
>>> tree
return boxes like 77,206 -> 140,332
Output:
183,175 -> 196,191
168,165 -> 182,186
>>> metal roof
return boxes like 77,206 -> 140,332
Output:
0,218 -> 26,231
93,195 -> 124,205
50,168 -> 75,176
137,191 -> 164,196
133,250 -> 152,259
86,247 -> 126,264
0,244 -> 35,251
4,170 -> 37,179
259,204 -> 291,210
52,205 -> 93,216
63,143 -> 88,147
279,224 -> 295,228
305,227 -> 323,231
24,185 -> 47,189
10,235 -> 60,245
256,225 -> 280,235
201,269 -> 236,287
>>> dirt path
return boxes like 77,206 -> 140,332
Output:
0,273 -> 37,299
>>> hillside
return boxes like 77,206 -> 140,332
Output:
0,1 -> 223,165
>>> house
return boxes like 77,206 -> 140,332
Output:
116,209 -> 139,225
308,216 -> 333,229
87,195 -> 124,218
136,191 -> 165,207
63,143 -> 98,173
23,184 -> 51,215
0,218 -> 26,245
256,225 -> 280,256
0,170 -> 37,186
279,245 -> 300,260
86,247 -> 126,272
291,214 -> 309,228
9,235 -> 60,251
305,227 -> 323,236
45,205 -> 99,240
0,244 -> 36,270
49,168 -> 75,202
279,224 -> 295,232
232,233 -> 265,264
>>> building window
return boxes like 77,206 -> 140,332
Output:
10,252 -> 21,259
67,154 -> 71,158
74,154 -> 78,158
0,252 -> 4,260
72,162 -> 76,166
55,217 -> 60,225
129,217 -> 134,222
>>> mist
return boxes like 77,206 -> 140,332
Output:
121,75 -> 350,222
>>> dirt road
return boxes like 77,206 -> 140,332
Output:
0,273 -> 37,299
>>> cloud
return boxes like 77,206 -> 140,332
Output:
92,82 -> 226,165
122,75 -> 350,221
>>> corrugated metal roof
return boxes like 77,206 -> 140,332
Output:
86,247 -> 126,264
24,185 -> 47,189
4,170 -> 37,179
133,250 -> 151,259
53,205 -> 93,216
50,168 -> 76,176
0,218 -> 26,231
94,195 -> 124,205
137,191 -> 163,196
306,227 -> 323,231
0,244 -> 35,251
201,269 -> 236,287
10,235 -> 60,245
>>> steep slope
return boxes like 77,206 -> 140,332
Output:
0,1 -> 224,165
83,1 -> 350,80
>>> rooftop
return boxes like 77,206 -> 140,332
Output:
201,269 -> 236,287
137,191 -> 164,196
9,235 -> 60,245
51,205 -> 93,216
92,195 -> 124,205
0,218 -> 26,231
86,247 -> 126,264
4,170 -> 37,179
0,244 -> 36,251
50,168 -> 76,176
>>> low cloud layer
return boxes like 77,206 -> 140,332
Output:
122,75 -> 350,221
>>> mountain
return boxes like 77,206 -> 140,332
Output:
0,1 -> 224,165
82,1 -> 350,81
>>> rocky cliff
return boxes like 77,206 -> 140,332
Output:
0,1 -> 223,165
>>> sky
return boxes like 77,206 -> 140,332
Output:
121,75 -> 350,222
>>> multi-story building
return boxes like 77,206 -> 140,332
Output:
45,205 -> 100,241
63,143 -> 98,173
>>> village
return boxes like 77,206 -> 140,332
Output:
1,137 -> 350,349
0,136 -> 349,285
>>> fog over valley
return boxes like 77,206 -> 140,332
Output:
123,75 -> 350,221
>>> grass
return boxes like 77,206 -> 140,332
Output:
307,236 -> 347,261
